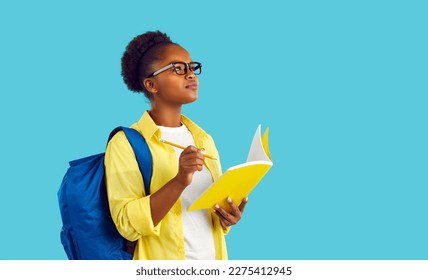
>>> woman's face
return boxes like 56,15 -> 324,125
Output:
147,44 -> 199,106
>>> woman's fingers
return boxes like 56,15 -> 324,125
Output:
213,197 -> 249,229
238,197 -> 249,213
226,197 -> 241,218
176,146 -> 206,186
213,210 -> 233,230
179,146 -> 205,172
213,197 -> 248,229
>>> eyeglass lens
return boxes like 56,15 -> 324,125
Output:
173,62 -> 201,75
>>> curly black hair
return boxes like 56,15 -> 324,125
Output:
121,31 -> 176,99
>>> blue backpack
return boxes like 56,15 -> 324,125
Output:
58,127 -> 152,260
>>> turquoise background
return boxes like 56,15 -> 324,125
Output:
0,0 -> 427,260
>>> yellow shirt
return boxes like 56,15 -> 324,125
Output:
105,111 -> 228,260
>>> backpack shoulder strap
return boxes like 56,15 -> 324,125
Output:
108,126 -> 152,196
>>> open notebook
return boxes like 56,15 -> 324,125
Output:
188,125 -> 273,211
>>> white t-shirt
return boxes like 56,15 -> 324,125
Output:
158,124 -> 216,260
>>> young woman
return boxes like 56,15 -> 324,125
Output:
105,31 -> 248,260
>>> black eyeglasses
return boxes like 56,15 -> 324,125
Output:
147,61 -> 202,78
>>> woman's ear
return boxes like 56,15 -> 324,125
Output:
143,78 -> 158,94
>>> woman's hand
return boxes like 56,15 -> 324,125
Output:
175,145 -> 205,187
213,197 -> 248,230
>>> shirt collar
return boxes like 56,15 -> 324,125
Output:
135,111 -> 208,142
180,114 -> 207,141
135,111 -> 160,141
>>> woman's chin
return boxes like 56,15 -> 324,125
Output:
183,92 -> 198,104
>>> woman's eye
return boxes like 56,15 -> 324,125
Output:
174,65 -> 184,70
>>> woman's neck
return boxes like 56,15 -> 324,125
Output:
149,104 -> 182,127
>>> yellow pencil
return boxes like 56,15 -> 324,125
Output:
160,139 -> 217,160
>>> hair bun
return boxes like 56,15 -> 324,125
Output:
139,31 -> 172,55
121,30 -> 174,97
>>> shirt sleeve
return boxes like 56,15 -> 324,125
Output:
105,131 -> 162,241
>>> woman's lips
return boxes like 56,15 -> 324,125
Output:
186,82 -> 198,90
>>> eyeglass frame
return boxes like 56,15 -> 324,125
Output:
146,61 -> 202,78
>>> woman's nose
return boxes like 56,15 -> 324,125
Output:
185,72 -> 196,80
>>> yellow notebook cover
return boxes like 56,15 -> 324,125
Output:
188,125 -> 273,211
